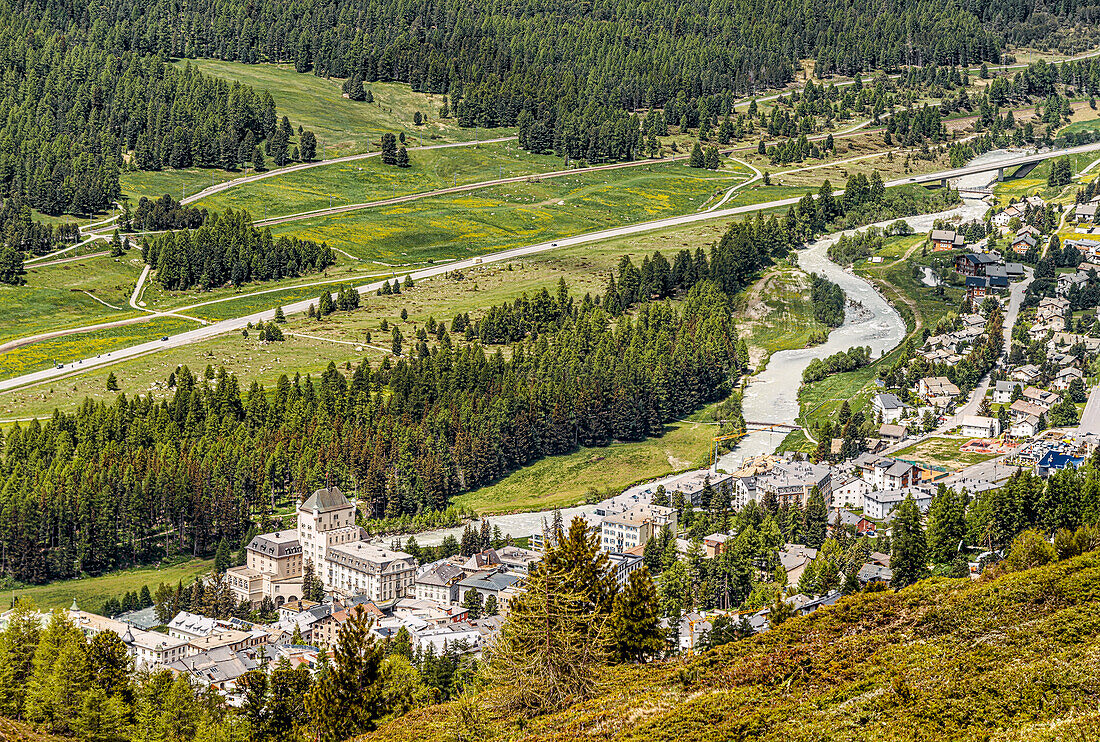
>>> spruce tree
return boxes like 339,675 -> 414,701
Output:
380,133 -> 398,165
891,495 -> 928,588
926,485 -> 965,564
396,146 -> 410,167
607,568 -> 662,663
105,373 -> 119,391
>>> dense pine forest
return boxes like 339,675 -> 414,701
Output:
0,278 -> 741,583
141,209 -> 336,290
0,10 -> 278,217
0,0 -> 1098,188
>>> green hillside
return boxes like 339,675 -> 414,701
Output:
362,554 -> 1100,742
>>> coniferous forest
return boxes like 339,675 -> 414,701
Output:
141,209 -> 336,290
1,0 -> 1099,206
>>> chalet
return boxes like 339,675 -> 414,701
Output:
871,393 -> 907,424
966,276 -> 990,301
983,264 -> 1011,287
1010,399 -> 1049,420
1036,296 -> 1070,324
1058,271 -> 1088,296
993,380 -> 1022,405
703,533 -> 729,558
1076,202 -> 1098,223
1010,233 -> 1037,254
857,563 -> 894,586
918,376 -> 960,408
1023,387 -> 1058,407
961,415 -> 1001,438
931,229 -> 966,251
1053,366 -> 1084,391
955,252 -> 997,276
878,423 -> 907,442
1011,414 -> 1041,439
992,204 -> 1024,228
1011,364 -> 1041,384
1078,261 -> 1100,276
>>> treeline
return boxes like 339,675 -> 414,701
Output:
0,8 -> 286,217
802,346 -> 872,384
142,210 -> 335,290
810,273 -> 845,327
1,196 -> 80,258
0,276 -> 741,582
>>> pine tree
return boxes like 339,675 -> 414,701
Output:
300,131 -> 317,162
607,568 -> 662,663
274,306 -> 286,323
803,487 -> 828,548
483,595 -> 499,616
380,133 -> 398,165
485,554 -> 606,715
0,245 -> 26,285
391,327 -> 403,356
926,486 -> 966,564
109,230 -> 124,257
318,290 -> 335,316
891,495 -> 928,588
462,589 -> 483,619
214,538 -> 231,573
105,373 -> 119,391
396,146 -> 410,167
689,142 -> 705,168
305,606 -> 384,741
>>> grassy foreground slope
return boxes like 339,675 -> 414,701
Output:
363,553 -> 1100,742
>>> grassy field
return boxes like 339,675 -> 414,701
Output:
0,253 -> 144,344
735,263 -> 829,366
268,161 -> 756,263
454,415 -> 717,514
893,435 -> 998,469
191,141 -> 570,219
0,316 -> 199,386
120,167 -> 243,204
995,151 -> 1100,203
4,559 -> 213,612
183,60 -> 505,155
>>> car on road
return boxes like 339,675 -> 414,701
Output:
161,336 -> 169,341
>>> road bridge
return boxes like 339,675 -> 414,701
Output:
886,141 -> 1100,189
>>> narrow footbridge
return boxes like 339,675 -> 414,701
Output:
744,420 -> 803,432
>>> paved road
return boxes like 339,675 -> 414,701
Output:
1078,385 -> 1100,436
943,267 -> 1034,430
